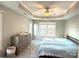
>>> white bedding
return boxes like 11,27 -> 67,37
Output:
37,38 -> 77,58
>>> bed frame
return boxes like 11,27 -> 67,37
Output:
66,35 -> 79,58
66,35 -> 79,44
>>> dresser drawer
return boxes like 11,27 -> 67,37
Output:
11,34 -> 31,54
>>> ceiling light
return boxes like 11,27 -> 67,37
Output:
43,8 -> 50,16
44,11 -> 50,16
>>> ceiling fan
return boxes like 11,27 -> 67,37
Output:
34,3 -> 55,16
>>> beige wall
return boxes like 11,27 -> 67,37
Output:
0,5 -> 30,53
33,20 -> 65,38
65,14 -> 79,40
56,20 -> 65,37
0,13 -> 2,51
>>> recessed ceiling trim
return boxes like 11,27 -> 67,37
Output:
19,1 -> 79,19
19,1 -> 33,15
65,1 -> 79,14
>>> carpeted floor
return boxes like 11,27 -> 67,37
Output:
17,40 -> 41,58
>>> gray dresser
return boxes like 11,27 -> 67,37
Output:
11,33 -> 31,54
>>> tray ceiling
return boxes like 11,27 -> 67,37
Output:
0,1 -> 79,20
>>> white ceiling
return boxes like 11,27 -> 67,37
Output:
21,1 -> 73,12
0,1 -> 79,20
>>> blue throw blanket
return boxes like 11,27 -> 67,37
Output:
37,38 -> 77,58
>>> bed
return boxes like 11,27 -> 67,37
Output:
37,37 -> 78,58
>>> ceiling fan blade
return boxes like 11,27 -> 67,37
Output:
34,2 -> 45,10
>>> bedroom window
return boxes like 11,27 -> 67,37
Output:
34,21 -> 56,39
38,22 -> 56,38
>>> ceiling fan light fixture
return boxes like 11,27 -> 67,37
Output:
43,8 -> 50,16
44,11 -> 50,16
